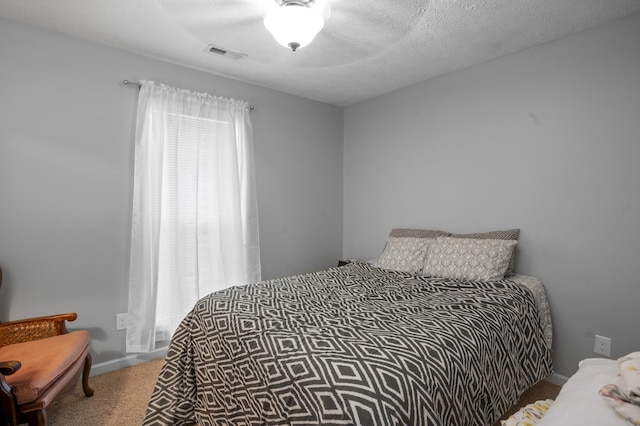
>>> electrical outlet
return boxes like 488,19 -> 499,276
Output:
594,334 -> 611,357
116,313 -> 128,331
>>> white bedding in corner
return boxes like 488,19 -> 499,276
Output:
537,358 -> 628,426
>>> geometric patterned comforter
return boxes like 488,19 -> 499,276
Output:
143,262 -> 553,426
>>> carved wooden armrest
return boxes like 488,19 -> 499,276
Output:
0,361 -> 21,377
0,313 -> 77,347
0,360 -> 21,424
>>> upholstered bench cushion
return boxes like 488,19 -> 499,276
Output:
0,330 -> 90,405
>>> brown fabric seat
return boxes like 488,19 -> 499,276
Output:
0,331 -> 90,406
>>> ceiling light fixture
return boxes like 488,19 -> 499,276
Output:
264,0 -> 324,52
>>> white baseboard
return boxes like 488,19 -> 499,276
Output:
90,347 -> 168,376
545,372 -> 569,386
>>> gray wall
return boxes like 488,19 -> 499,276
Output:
0,18 -> 343,369
2,12 -> 639,381
343,13 -> 640,379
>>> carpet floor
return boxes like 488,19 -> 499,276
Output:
45,359 -> 560,425
47,358 -> 164,426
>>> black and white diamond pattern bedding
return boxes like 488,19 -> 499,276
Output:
143,262 -> 553,426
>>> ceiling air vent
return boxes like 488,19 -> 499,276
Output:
204,44 -> 247,62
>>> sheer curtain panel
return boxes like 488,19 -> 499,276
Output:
127,81 -> 260,353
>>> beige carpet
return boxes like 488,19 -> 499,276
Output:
47,358 -> 164,426
497,380 -> 561,425
45,358 -> 559,425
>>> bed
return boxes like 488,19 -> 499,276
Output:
144,229 -> 553,426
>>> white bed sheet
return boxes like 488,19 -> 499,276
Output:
510,274 -> 553,350
536,358 -> 627,426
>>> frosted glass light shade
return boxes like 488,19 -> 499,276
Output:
264,3 -> 324,51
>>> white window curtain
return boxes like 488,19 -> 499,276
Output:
126,81 -> 261,353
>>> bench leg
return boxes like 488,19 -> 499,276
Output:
26,408 -> 47,426
82,353 -> 94,397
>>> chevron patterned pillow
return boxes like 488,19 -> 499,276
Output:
422,236 -> 517,281
451,229 -> 520,276
377,236 -> 433,273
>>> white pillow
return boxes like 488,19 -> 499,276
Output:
536,358 -> 626,426
377,236 -> 432,273
422,237 -> 517,281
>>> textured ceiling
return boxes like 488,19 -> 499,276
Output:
1,0 -> 639,106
